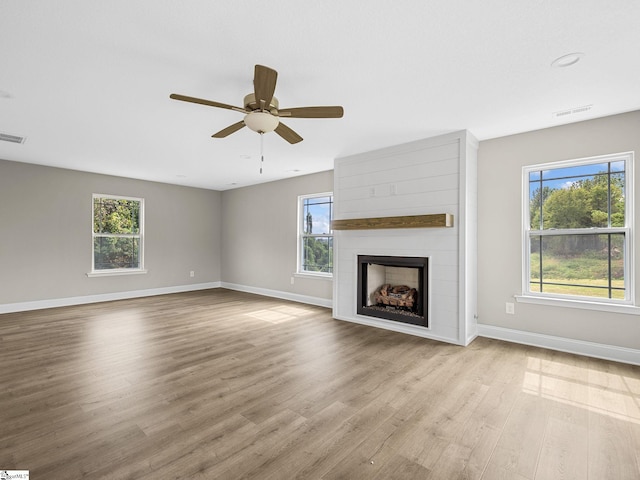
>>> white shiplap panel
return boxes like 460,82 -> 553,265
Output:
336,203 -> 459,220
432,280 -> 461,299
338,158 -> 460,191
351,204 -> 459,219
338,173 -> 459,202
333,130 -> 476,346
435,265 -> 459,282
397,173 -> 459,195
336,229 -> 458,248
336,138 -> 460,179
337,190 -> 459,216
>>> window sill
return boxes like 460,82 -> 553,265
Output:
515,294 -> 640,315
87,269 -> 148,278
294,272 -> 333,281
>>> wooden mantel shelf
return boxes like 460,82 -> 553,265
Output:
331,213 -> 453,231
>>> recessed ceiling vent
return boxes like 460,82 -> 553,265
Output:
0,132 -> 26,144
552,104 -> 592,119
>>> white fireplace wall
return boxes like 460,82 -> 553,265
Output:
333,130 -> 478,345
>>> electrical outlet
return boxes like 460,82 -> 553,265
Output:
290,276 -> 295,285
190,271 -> 195,278
505,302 -> 515,315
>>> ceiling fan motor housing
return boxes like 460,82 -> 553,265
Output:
244,93 -> 279,113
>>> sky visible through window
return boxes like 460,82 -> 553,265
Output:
529,160 -> 625,231
529,161 -> 625,201
303,196 -> 332,234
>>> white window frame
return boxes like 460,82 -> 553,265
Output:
296,192 -> 334,279
88,193 -> 146,277
520,152 -> 635,311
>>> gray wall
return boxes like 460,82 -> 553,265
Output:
477,110 -> 640,350
4,110 -> 640,353
0,159 -> 221,304
221,170 -> 333,302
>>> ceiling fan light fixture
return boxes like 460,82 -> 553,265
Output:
244,111 -> 279,133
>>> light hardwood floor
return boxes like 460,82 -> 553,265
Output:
1,289 -> 639,479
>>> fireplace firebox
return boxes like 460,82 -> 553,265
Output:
357,255 -> 429,327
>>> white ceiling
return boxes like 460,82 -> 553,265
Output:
1,1 -> 639,191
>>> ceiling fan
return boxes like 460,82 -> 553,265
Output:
170,65 -> 344,144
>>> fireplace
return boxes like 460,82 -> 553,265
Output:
357,255 -> 429,327
334,131 -> 477,344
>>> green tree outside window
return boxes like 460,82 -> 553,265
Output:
93,195 -> 143,271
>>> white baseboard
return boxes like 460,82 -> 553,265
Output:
220,282 -> 332,309
0,282 -> 222,314
478,324 -> 640,366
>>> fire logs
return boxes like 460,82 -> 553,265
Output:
373,284 -> 417,309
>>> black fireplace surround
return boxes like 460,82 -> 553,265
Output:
357,255 -> 429,327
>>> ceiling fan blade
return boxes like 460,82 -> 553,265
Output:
170,93 -> 246,113
212,121 -> 245,138
275,122 -> 303,144
278,106 -> 344,118
253,65 -> 278,110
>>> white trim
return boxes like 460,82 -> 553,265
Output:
87,269 -> 148,277
298,191 -> 334,202
478,324 -> 640,366
0,282 -> 221,314
293,272 -> 333,281
515,294 -> 640,314
625,154 -> 635,303
221,282 -> 332,308
93,192 -> 144,202
523,152 -> 633,178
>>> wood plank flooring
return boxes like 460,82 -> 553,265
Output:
1,288 -> 639,479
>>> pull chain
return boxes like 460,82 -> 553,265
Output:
260,132 -> 264,174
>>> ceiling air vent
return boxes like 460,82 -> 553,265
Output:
0,132 -> 26,144
552,104 -> 593,119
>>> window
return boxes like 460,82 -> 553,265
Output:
298,193 -> 333,275
523,153 -> 633,303
91,194 -> 145,274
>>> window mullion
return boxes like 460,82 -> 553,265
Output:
608,233 -> 612,299
538,235 -> 543,293
94,233 -> 140,239
538,173 -> 543,229
607,161 -> 612,228
531,227 -> 626,236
